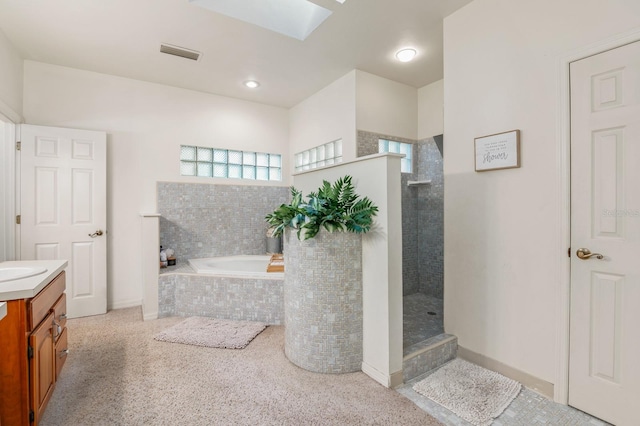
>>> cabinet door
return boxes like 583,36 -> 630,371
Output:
55,327 -> 68,380
29,312 -> 55,425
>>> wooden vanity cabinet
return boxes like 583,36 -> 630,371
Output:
0,271 -> 68,425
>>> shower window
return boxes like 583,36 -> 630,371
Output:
378,139 -> 413,173
180,145 -> 282,181
294,139 -> 342,172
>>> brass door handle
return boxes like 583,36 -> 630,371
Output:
576,248 -> 604,260
89,230 -> 104,238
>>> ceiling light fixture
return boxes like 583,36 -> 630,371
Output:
244,80 -> 260,89
395,48 -> 417,63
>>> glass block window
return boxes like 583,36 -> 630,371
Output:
180,145 -> 282,181
295,139 -> 343,172
378,139 -> 413,173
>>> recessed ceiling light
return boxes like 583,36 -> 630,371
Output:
244,80 -> 260,89
395,48 -> 417,62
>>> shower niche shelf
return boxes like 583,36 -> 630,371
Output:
407,180 -> 431,186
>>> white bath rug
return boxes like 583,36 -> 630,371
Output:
413,358 -> 521,426
154,317 -> 267,349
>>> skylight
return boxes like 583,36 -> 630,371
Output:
189,0 -> 333,41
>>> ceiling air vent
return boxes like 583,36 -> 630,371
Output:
160,44 -> 201,61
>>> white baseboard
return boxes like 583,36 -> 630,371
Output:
142,311 -> 158,321
362,362 -> 404,388
108,298 -> 142,311
457,346 -> 554,398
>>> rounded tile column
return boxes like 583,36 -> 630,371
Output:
283,230 -> 363,373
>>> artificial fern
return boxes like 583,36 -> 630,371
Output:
265,175 -> 378,241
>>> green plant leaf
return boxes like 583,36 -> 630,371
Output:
264,175 -> 378,240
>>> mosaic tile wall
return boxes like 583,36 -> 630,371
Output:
357,130 -> 444,298
415,138 -> 444,298
402,334 -> 457,382
157,182 -> 289,263
284,230 -> 363,374
158,267 -> 284,324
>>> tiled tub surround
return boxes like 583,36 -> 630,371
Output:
284,231 -> 363,374
357,131 -> 444,299
158,264 -> 284,324
157,182 -> 289,264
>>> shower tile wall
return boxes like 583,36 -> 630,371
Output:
416,139 -> 443,298
356,130 -> 443,298
157,182 -> 289,263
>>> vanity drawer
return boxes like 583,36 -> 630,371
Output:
29,271 -> 65,331
55,327 -> 68,380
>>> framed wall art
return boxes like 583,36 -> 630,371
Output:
474,129 -> 520,172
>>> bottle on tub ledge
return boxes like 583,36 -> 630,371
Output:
160,246 -> 176,268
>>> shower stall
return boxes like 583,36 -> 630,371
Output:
356,131 -> 445,353
401,135 -> 444,350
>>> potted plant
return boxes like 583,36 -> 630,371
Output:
265,175 -> 378,241
265,175 -> 378,373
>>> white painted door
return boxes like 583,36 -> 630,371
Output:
20,124 -> 107,318
569,41 -> 640,426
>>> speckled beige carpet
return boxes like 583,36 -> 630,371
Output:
154,317 -> 267,349
40,307 -> 442,425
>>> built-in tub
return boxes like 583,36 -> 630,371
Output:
188,255 -> 283,279
159,255 -> 284,324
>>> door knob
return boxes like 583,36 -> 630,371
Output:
576,248 -> 604,260
88,230 -> 104,238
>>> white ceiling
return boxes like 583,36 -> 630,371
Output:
0,0 -> 473,108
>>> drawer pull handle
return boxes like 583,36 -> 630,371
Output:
59,349 -> 69,358
52,320 -> 62,337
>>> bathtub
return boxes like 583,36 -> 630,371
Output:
159,254 -> 284,324
188,255 -> 283,279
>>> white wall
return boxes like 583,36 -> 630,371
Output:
418,79 -> 443,139
355,70 -> 417,140
0,119 -> 16,262
0,29 -> 23,120
293,153 -> 403,387
23,61 -> 289,310
443,0 -> 640,391
0,30 -> 22,263
289,70 -> 356,165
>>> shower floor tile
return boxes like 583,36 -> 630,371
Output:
403,293 -> 444,349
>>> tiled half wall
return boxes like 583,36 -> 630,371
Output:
157,182 -> 289,263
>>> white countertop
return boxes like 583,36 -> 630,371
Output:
0,260 -> 68,301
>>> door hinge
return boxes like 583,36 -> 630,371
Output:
16,215 -> 21,225
27,344 -> 33,359
16,141 -> 21,151
568,247 -> 571,258
29,410 -> 35,423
